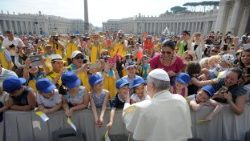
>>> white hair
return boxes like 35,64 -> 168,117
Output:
147,76 -> 170,91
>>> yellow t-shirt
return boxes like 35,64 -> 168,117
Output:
110,42 -> 126,58
103,71 -> 117,98
46,71 -> 62,87
0,51 -> 12,70
77,71 -> 90,93
90,43 -> 103,63
66,42 -> 78,59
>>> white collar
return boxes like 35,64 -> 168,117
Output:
152,90 -> 170,99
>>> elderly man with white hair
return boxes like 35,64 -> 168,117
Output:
123,68 -> 192,141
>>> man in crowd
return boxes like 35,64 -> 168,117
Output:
123,69 -> 192,141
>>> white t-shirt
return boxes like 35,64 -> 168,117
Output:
130,93 -> 150,103
0,92 -> 9,104
2,37 -> 25,56
36,89 -> 62,108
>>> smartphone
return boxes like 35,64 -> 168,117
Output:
89,63 -> 100,69
29,55 -> 43,67
223,45 -> 228,51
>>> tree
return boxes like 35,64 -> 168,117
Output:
170,6 -> 187,14
183,1 -> 219,12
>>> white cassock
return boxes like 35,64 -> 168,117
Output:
123,90 -> 192,141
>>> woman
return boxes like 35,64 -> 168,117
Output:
149,40 -> 186,84
212,68 -> 247,115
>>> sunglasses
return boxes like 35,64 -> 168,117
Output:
75,55 -> 84,59
211,50 -> 219,53
161,51 -> 172,54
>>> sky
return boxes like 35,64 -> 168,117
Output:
1,0 -> 218,27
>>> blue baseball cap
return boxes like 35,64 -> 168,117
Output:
61,71 -> 81,89
3,76 -> 25,94
201,85 -> 215,97
132,76 -> 146,88
126,62 -> 136,69
176,73 -> 191,85
116,78 -> 129,89
36,78 -> 56,93
89,73 -> 103,87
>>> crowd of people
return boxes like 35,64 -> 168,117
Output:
0,29 -> 250,140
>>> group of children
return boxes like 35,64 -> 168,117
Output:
0,68 -> 152,128
0,68 -> 223,129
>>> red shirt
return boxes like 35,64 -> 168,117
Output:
149,55 -> 185,73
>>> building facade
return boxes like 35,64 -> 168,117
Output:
215,0 -> 250,35
103,0 -> 250,36
0,11 -> 85,35
103,10 -> 218,35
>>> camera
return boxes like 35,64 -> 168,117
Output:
223,44 -> 228,51
9,44 -> 15,48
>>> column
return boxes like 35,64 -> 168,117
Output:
238,6 -> 250,36
191,22 -> 194,33
20,21 -> 24,34
214,0 -> 227,32
174,23 -> 177,35
227,0 -> 242,34
154,22 -> 157,35
14,21 -> 19,34
3,20 -> 7,32
170,23 -> 173,33
8,20 -> 13,32
84,0 -> 89,33
203,21 -> 209,34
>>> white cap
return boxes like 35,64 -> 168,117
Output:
148,69 -> 170,81
50,54 -> 62,62
221,54 -> 235,64
71,50 -> 83,59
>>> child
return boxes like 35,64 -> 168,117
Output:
139,55 -> 150,80
3,76 -> 36,111
102,58 -> 119,98
61,71 -> 89,117
130,76 -> 150,104
189,85 -> 223,121
0,81 -> 9,122
89,73 -> 110,127
171,73 -> 191,97
36,78 -> 62,114
107,78 -> 130,129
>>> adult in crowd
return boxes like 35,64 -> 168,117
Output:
177,30 -> 191,56
68,50 -> 90,92
2,31 -> 25,64
123,69 -> 192,141
191,32 -> 204,61
149,40 -> 186,84
212,68 -> 247,115
0,35 -> 13,70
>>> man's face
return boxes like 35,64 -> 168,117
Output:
7,32 -> 14,40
